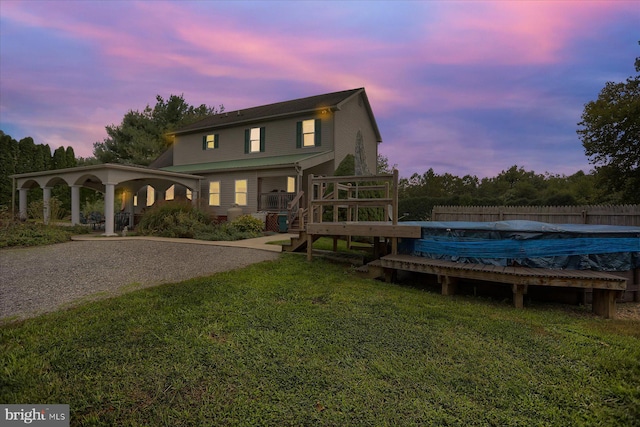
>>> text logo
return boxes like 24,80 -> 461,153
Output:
1,405 -> 69,426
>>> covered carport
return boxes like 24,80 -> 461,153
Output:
11,163 -> 203,236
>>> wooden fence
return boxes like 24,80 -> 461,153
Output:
431,205 -> 640,226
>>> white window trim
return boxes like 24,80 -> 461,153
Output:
302,119 -> 315,147
235,179 -> 248,206
209,181 -> 220,206
250,128 -> 261,153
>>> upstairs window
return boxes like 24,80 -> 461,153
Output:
245,127 -> 265,153
296,119 -> 321,148
202,134 -> 219,150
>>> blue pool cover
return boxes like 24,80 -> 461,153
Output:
399,220 -> 640,271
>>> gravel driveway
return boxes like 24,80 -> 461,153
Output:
0,240 -> 280,321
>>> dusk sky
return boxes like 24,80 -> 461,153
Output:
1,0 -> 638,179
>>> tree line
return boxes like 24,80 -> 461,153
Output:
0,131 -> 78,209
394,164 -> 604,221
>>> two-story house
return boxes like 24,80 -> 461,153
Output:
11,88 -> 382,236
153,87 -> 381,216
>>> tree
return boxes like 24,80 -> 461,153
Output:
376,154 -> 395,175
578,46 -> 640,203
93,94 -> 222,165
0,131 -> 81,210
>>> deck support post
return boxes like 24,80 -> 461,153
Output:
440,276 -> 458,296
383,268 -> 394,283
306,233 -> 314,261
512,284 -> 528,309
592,289 -> 618,319
391,237 -> 398,255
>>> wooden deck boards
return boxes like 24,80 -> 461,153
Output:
378,254 -> 627,318
380,254 -> 627,290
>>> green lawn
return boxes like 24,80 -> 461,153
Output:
1,255 -> 639,426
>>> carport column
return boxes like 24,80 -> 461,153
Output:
71,185 -> 81,225
18,188 -> 28,221
43,187 -> 51,225
103,182 -> 117,236
191,189 -> 199,207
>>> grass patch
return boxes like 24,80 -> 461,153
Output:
1,255 -> 639,426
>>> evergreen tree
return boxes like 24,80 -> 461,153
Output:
93,94 -> 222,165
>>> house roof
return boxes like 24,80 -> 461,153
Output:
161,151 -> 334,174
171,88 -> 381,142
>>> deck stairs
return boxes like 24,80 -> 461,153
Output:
282,229 -> 320,253
281,191 -> 314,252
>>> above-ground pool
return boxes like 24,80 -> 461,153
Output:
399,220 -> 640,272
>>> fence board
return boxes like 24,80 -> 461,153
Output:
431,205 -> 640,226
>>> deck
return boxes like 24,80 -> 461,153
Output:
378,254 -> 627,318
306,221 -> 421,238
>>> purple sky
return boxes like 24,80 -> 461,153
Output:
1,1 -> 638,179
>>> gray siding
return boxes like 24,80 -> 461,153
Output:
174,114 -> 335,166
334,92 -> 379,173
198,166 -> 300,214
167,90 -> 380,215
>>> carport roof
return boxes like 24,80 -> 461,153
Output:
10,163 -> 203,180
10,163 -> 204,190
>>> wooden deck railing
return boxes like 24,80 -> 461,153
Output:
307,170 -> 399,224
287,191 -> 306,231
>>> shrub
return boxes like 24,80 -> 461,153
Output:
137,201 -> 211,238
82,198 -> 105,218
0,222 -> 90,248
230,214 -> 264,235
27,197 -> 67,222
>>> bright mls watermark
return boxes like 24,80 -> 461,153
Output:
1,405 -> 69,426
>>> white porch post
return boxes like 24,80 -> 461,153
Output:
18,188 -> 28,221
103,183 -> 117,236
43,187 -> 51,225
71,185 -> 81,225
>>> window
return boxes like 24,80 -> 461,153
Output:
186,188 -> 192,200
287,176 -> 295,193
146,186 -> 155,207
202,134 -> 219,150
296,119 -> 321,148
235,179 -> 248,206
244,127 -> 265,153
250,128 -> 260,152
209,181 -> 220,206
166,185 -> 175,201
302,120 -> 315,147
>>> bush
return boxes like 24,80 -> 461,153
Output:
230,215 -> 264,235
136,202 -> 265,241
27,197 -> 67,222
0,222 -> 90,248
137,201 -> 211,238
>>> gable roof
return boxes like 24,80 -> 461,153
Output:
171,88 -> 381,141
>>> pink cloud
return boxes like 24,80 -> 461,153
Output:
418,1 -> 634,65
